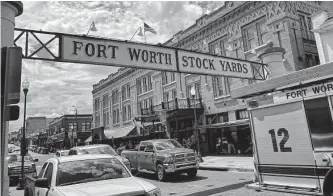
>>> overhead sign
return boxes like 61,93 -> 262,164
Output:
59,34 -> 259,79
177,50 -> 254,79
61,35 -> 178,72
273,81 -> 333,103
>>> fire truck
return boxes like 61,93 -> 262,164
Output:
231,62 -> 333,195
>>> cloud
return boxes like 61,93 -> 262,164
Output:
9,1 -> 222,132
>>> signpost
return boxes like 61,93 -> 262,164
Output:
14,28 -> 268,80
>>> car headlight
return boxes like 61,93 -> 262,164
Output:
147,188 -> 161,196
163,155 -> 174,164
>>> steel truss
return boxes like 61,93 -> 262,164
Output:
14,28 -> 269,80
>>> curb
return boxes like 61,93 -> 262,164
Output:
199,166 -> 254,172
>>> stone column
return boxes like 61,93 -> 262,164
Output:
257,46 -> 286,79
1,2 -> 23,195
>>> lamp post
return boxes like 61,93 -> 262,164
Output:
190,86 -> 201,158
71,106 -> 78,146
70,124 -> 74,148
17,80 -> 29,190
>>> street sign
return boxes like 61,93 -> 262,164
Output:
177,50 -> 254,79
61,35 -> 178,72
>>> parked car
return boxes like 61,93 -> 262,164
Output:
55,150 -> 69,157
121,139 -> 199,181
24,154 -> 161,196
38,147 -> 49,154
7,153 -> 38,186
68,144 -> 131,170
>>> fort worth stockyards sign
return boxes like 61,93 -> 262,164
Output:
61,35 -> 256,79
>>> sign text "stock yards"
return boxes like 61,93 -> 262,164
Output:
61,36 -> 255,79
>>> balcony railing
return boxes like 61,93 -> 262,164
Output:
141,98 -> 203,116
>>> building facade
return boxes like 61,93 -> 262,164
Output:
92,1 -> 325,155
47,114 -> 92,149
25,117 -> 53,146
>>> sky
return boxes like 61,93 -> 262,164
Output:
9,1 -> 226,132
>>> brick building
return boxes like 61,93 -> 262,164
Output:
47,114 -> 92,149
92,1 -> 325,154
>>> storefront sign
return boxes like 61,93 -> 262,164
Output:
273,81 -> 333,103
61,35 -> 178,72
61,35 -> 257,79
177,50 -> 254,79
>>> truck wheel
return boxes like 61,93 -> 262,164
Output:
156,164 -> 166,181
187,169 -> 197,178
323,169 -> 333,196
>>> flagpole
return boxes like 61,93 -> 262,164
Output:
144,30 -> 146,44
130,27 -> 140,41
87,23 -> 92,35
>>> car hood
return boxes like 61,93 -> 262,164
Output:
8,161 -> 33,168
157,148 -> 194,155
57,177 -> 156,196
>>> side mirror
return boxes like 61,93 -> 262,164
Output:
34,159 -> 39,162
35,178 -> 49,188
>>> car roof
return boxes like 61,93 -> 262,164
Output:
54,154 -> 115,163
71,144 -> 110,150
143,139 -> 174,143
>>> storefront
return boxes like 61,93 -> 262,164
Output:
201,112 -> 252,156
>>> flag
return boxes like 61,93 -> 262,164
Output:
144,23 -> 157,34
90,21 -> 97,32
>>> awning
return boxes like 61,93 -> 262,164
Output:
198,119 -> 250,129
104,126 -> 135,139
85,136 -> 92,143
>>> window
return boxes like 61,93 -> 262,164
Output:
68,123 -> 77,131
103,111 -> 109,126
38,162 -> 48,178
305,54 -> 320,68
218,113 -> 229,123
82,122 -> 91,132
43,163 -> 53,186
137,79 -> 142,95
209,36 -> 227,56
170,72 -> 176,82
299,13 -> 315,41
122,106 -> 127,121
121,84 -> 130,100
94,98 -> 100,112
137,101 -> 142,115
102,94 -> 108,109
95,116 -> 100,128
242,18 -> 268,51
143,77 -> 147,92
212,76 -> 230,97
163,92 -> 169,102
148,74 -> 152,91
139,142 -> 147,151
127,105 -> 131,120
112,109 -> 120,124
162,71 -> 168,85
112,90 -> 119,105
304,97 -> 333,151
236,109 -> 249,120
171,89 -> 177,100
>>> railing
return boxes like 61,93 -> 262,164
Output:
141,98 -> 203,115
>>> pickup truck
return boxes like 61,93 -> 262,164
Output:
24,154 -> 161,196
7,153 -> 38,186
121,139 -> 199,181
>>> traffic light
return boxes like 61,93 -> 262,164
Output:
1,47 -> 23,121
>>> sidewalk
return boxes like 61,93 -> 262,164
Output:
199,156 -> 254,172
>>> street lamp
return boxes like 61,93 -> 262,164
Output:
70,106 -> 78,146
17,80 -> 29,190
190,86 -> 201,159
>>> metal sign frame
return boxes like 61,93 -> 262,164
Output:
14,28 -> 269,80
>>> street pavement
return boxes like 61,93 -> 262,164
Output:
200,156 -> 254,172
9,153 -> 299,196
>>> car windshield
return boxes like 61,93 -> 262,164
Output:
56,158 -> 130,186
155,140 -> 183,151
80,146 -> 117,156
7,155 -> 33,163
